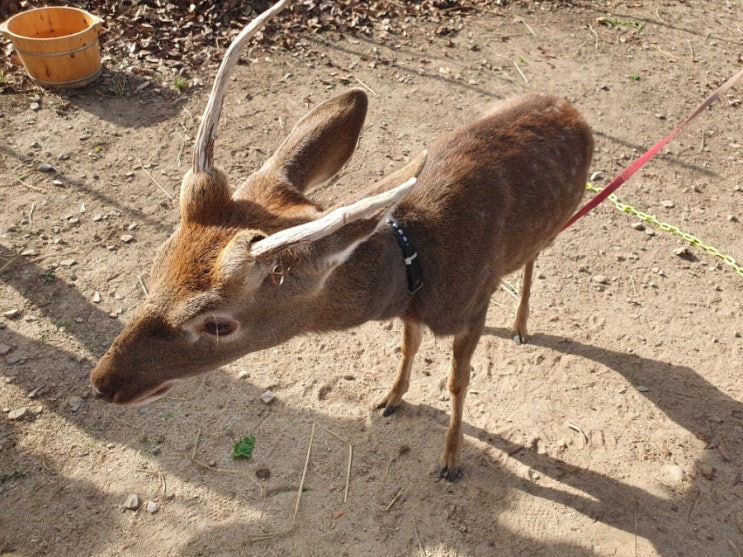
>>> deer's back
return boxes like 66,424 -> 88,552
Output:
396,93 -> 593,334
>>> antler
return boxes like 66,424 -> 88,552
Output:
250,177 -> 417,257
192,0 -> 290,174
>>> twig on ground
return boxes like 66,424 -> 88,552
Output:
686,487 -> 701,524
414,519 -> 428,556
295,422 -> 316,520
386,486 -> 406,511
344,443 -> 353,504
519,18 -> 535,36
137,158 -> 174,201
354,76 -> 378,96
138,274 -> 149,297
500,280 -> 519,300
513,60 -> 528,83
0,255 -> 19,273
17,175 -> 44,191
567,421 -> 589,447
588,24 -> 599,48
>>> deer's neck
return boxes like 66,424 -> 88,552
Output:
309,231 -> 413,332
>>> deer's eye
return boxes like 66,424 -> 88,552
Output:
202,319 -> 236,337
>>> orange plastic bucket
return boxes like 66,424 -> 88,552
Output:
0,7 -> 103,89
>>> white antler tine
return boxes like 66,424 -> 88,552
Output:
192,0 -> 290,174
250,177 -> 417,258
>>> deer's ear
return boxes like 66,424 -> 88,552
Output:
259,88 -> 368,192
217,230 -> 270,287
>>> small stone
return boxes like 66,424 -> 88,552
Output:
36,163 -> 54,173
28,386 -> 44,398
260,390 -> 276,405
8,407 -> 28,420
146,501 -> 158,514
0,344 -> 11,355
121,234 -> 134,243
728,215 -> 739,223
592,274 -> 608,284
7,355 -> 22,365
59,259 -> 76,267
127,222 -> 138,231
68,396 -> 83,412
631,222 -> 645,231
21,249 -> 37,256
58,153 -> 70,161
92,292 -> 102,303
238,371 -> 250,379
662,463 -> 685,485
52,179 -> 64,187
4,309 -> 21,319
123,494 -> 140,510
661,200 -> 675,208
637,385 -> 649,392
645,228 -> 656,236
31,405 -> 43,415
590,171 -> 603,181
673,247 -> 690,257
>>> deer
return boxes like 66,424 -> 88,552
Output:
90,0 -> 594,481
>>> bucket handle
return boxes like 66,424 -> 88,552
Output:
90,14 -> 104,35
0,12 -> 105,37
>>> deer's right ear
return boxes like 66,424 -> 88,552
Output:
217,229 -> 270,287
259,88 -> 369,192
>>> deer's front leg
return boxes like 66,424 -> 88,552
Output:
438,314 -> 485,482
377,318 -> 422,416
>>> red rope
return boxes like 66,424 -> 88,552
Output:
563,65 -> 743,231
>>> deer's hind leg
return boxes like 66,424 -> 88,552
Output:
377,318 -> 423,416
512,259 -> 535,345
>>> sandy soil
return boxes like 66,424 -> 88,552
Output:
1,1 -> 742,556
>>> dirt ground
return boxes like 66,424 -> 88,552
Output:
1,1 -> 743,556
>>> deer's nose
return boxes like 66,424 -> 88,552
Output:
90,384 -> 115,402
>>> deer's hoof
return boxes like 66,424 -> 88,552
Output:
512,333 -> 527,345
436,464 -> 463,482
379,404 -> 399,417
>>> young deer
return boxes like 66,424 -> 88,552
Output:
90,0 -> 593,481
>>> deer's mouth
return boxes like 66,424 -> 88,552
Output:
92,381 -> 177,406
